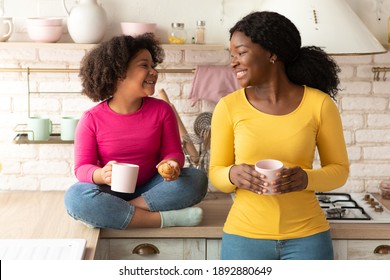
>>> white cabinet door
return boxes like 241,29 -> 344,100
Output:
333,240 -> 390,260
206,239 -> 222,260
96,238 -> 206,260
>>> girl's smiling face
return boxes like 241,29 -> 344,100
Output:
118,49 -> 158,98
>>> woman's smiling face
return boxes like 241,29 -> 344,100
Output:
229,31 -> 273,88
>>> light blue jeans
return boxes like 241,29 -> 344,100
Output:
221,230 -> 334,260
64,167 -> 208,229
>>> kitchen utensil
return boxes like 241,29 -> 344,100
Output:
193,112 -> 212,171
111,163 -> 139,193
0,17 -> 13,42
255,159 -> 284,195
120,22 -> 156,37
60,116 -> 79,141
27,117 -> 52,141
26,17 -> 63,43
158,89 -> 199,165
63,0 -> 107,43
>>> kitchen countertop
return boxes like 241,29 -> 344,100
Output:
1,191 -> 390,260
0,191 -> 99,260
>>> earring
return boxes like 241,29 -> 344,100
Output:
271,59 -> 275,64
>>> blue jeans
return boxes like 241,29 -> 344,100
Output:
221,230 -> 334,260
64,167 -> 208,229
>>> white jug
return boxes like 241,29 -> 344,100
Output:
63,0 -> 107,44
0,17 -> 13,42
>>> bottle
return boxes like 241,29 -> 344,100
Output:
388,16 -> 390,44
195,20 -> 205,44
168,23 -> 187,44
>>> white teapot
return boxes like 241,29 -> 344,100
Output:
63,0 -> 107,44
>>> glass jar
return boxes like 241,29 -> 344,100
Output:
195,20 -> 205,44
380,180 -> 390,200
168,23 -> 187,44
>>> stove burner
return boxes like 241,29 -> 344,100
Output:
326,208 -> 346,219
317,195 -> 331,203
316,192 -> 371,220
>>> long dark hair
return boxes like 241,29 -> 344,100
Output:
230,11 -> 340,100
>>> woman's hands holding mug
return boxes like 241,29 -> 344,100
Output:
229,164 -> 307,194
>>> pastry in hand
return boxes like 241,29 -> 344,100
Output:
158,161 -> 179,180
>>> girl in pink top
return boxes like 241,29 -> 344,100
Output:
64,34 -> 208,229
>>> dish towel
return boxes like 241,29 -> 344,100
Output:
189,65 -> 240,105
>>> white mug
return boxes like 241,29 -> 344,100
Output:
60,116 -> 79,141
0,17 -> 13,42
111,163 -> 139,193
255,159 -> 283,195
27,117 -> 52,141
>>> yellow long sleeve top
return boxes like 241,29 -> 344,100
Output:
209,86 -> 349,240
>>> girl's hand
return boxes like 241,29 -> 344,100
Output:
98,160 -> 117,185
157,159 -> 181,181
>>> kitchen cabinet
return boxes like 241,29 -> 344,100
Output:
333,240 -> 390,260
95,238 -> 223,260
2,191 -> 390,260
95,238 -> 206,260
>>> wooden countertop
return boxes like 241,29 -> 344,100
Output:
0,191 -> 99,260
100,192 -> 390,240
1,191 -> 390,260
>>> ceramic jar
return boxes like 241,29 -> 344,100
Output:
63,0 -> 107,44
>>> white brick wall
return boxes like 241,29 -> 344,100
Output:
1,43 -> 390,193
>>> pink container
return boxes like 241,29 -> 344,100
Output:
27,17 -> 63,26
27,25 -> 63,43
120,22 -> 156,37
26,18 -> 63,43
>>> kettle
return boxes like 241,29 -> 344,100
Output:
62,0 -> 107,44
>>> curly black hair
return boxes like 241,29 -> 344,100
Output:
229,11 -> 340,100
79,33 -> 165,102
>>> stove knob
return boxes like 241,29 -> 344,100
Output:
364,194 -> 370,201
367,198 -> 375,204
370,201 -> 379,207
374,205 -> 384,212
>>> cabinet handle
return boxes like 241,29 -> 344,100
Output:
132,243 -> 160,255
373,245 -> 390,254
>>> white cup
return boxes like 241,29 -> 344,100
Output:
0,17 -> 14,42
60,116 -> 79,141
111,163 -> 139,193
27,117 -> 52,141
255,159 -> 283,195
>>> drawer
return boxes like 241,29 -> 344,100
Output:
96,238 -> 206,260
333,240 -> 390,260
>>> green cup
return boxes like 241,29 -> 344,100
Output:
27,117 -> 52,141
60,116 -> 79,141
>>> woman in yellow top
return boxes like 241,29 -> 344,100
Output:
209,11 -> 349,260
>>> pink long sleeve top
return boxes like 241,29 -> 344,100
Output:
74,97 -> 184,186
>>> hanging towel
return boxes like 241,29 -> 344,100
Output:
189,65 -> 240,106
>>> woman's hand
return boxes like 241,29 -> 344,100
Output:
93,160 -> 117,185
274,166 -> 308,194
157,159 -> 181,181
229,164 -> 264,194
229,164 -> 308,195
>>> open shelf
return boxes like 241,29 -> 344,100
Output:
13,124 -> 74,144
13,133 -> 74,144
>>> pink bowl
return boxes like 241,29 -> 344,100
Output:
120,22 -> 156,37
27,17 -> 63,26
27,25 -> 63,43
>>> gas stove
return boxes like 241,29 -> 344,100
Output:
316,192 -> 390,223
